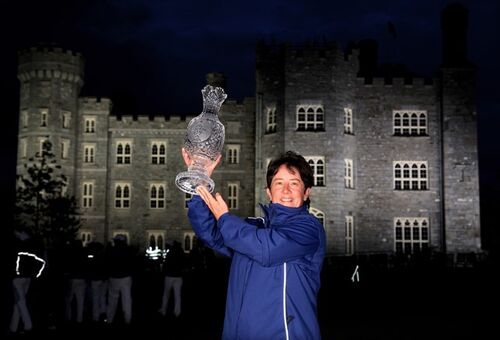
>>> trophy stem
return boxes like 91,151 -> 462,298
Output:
175,154 -> 216,195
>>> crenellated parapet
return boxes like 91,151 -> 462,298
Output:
357,77 -> 435,88
17,46 -> 84,85
79,97 -> 113,112
109,114 -> 194,130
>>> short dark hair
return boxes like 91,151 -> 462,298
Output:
266,151 -> 314,191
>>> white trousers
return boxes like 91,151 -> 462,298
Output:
10,277 -> 32,332
91,280 -> 108,322
159,276 -> 183,317
65,278 -> 87,323
107,276 -> 132,324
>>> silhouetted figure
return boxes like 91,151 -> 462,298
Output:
63,239 -> 88,324
106,235 -> 136,325
87,241 -> 108,322
159,241 -> 186,317
9,232 -> 45,334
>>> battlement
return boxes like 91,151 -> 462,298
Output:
109,114 -> 194,129
18,46 -> 84,65
358,77 -> 435,88
17,45 -> 84,83
79,97 -> 113,111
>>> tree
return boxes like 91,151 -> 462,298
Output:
15,140 -> 81,248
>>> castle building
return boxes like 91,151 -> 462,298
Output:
16,3 -> 481,255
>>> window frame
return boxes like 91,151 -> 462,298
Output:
306,156 -> 325,186
84,116 -> 96,134
151,140 -> 167,165
344,107 -> 353,134
344,158 -> 354,189
345,215 -> 354,255
116,140 -> 132,164
394,217 -> 429,254
226,144 -> 240,165
149,182 -> 166,209
227,182 -> 239,210
266,106 -> 277,133
40,108 -> 49,127
83,143 -> 96,164
296,105 -> 325,131
82,181 -> 94,208
394,161 -> 428,190
393,110 -> 427,136
114,182 -> 131,209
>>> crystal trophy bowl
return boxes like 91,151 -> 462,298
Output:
175,85 -> 227,195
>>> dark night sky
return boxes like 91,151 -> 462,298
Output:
1,0 -> 498,246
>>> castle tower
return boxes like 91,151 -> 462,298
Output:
440,3 -> 481,252
17,46 -> 85,195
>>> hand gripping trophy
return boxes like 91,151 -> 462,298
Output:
175,85 -> 227,195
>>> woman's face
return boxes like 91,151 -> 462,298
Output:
266,164 -> 311,208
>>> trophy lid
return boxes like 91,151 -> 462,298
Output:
202,85 -> 227,114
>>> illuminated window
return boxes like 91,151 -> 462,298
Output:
183,231 -> 197,252
115,183 -> 131,208
83,144 -> 95,163
306,156 -> 325,186
394,218 -> 429,254
228,182 -> 239,209
150,183 -> 166,209
344,159 -> 354,189
40,109 -> 49,127
394,161 -> 428,190
80,231 -> 93,247
226,144 -> 240,164
116,140 -> 132,164
345,215 -> 354,255
151,141 -> 166,164
147,231 -> 165,250
82,181 -> 94,208
344,108 -> 353,134
266,106 -> 277,133
393,110 -> 427,136
296,105 -> 324,131
84,117 -> 96,133
310,207 -> 325,227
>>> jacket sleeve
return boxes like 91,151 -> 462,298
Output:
217,213 -> 320,267
187,196 -> 232,258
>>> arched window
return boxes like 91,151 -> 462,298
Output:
393,110 -> 427,136
296,105 -> 324,131
394,161 -> 428,190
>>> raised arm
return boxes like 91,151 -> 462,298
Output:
217,213 -> 321,266
187,196 -> 232,257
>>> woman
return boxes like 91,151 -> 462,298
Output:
185,150 -> 326,340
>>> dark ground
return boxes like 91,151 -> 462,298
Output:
3,253 -> 499,340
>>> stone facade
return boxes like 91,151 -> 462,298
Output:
16,3 -> 481,255
16,48 -> 256,250
254,3 -> 481,255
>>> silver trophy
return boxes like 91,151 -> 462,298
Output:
175,85 -> 227,195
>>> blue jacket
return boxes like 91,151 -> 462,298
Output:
188,196 -> 326,340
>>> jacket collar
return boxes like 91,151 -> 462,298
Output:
259,202 -> 308,225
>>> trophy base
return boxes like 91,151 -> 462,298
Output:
175,170 -> 215,195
